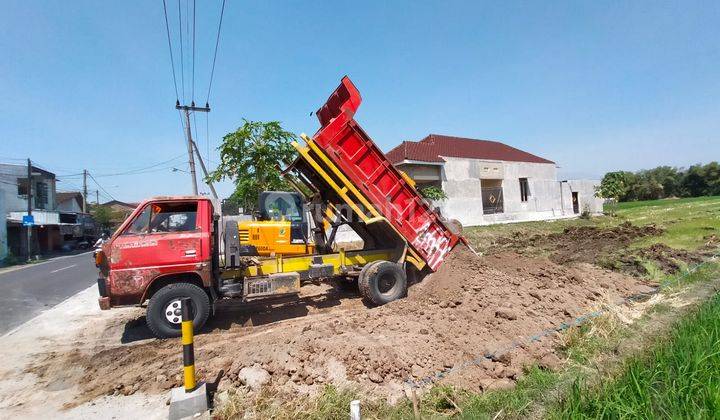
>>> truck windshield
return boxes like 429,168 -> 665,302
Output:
125,206 -> 151,235
148,202 -> 198,233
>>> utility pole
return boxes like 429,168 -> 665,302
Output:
191,139 -> 218,199
176,102 -> 210,195
26,158 -> 32,261
96,190 -> 99,205
82,169 -> 88,213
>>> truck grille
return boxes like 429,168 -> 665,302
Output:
238,229 -> 250,243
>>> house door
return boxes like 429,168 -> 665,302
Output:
482,187 -> 504,214
572,192 -> 579,214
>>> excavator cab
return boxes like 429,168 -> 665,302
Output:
231,191 -> 313,258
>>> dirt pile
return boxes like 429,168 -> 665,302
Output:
495,222 -> 664,265
27,246 -> 654,406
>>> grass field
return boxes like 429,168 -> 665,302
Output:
468,196 -> 720,252
552,292 -> 720,418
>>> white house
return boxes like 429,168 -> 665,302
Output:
387,134 -> 602,227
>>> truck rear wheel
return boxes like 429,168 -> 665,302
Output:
358,260 -> 407,305
146,282 -> 210,339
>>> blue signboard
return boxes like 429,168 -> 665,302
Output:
22,215 -> 34,227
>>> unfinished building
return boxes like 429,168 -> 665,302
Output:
387,134 -> 602,226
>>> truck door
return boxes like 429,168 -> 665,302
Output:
110,201 -> 204,273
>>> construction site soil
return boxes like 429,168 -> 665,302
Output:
493,222 -> 713,276
27,239 -> 658,408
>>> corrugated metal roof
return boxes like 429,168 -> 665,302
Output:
387,134 -> 554,165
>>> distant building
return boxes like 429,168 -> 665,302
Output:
56,191 -> 84,213
387,134 -> 602,227
0,164 -> 97,260
0,163 -> 61,257
100,200 -> 139,227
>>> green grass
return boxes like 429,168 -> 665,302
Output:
459,366 -> 561,419
465,196 -> 720,254
551,292 -> 720,419
615,196 -> 720,250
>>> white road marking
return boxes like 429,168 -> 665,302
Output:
50,264 -> 77,273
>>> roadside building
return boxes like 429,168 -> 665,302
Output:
56,192 -> 84,213
0,164 -> 99,258
387,134 -> 602,226
0,163 -> 60,256
100,200 -> 139,227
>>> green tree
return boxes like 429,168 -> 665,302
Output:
419,185 -> 447,201
596,171 -> 627,213
680,164 -> 708,197
209,120 -> 298,211
91,205 -> 115,229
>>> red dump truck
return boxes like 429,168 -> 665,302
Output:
96,77 -> 462,338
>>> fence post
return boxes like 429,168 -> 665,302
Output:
181,297 -> 196,392
350,400 -> 361,420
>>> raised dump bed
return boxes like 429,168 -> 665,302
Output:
310,76 -> 462,271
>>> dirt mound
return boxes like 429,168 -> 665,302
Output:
495,222 -> 664,266
603,243 -> 708,276
26,246 -> 653,406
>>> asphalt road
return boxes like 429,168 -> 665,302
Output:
0,252 -> 98,335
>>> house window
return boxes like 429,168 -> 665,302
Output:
35,182 -> 48,209
519,178 -> 530,202
17,178 -> 28,196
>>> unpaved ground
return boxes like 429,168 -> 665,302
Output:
493,222 -> 715,276
18,245 -> 654,410
0,286 -> 165,419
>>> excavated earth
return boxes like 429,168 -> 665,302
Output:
26,244 -> 656,408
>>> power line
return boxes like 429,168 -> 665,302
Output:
177,0 -> 185,103
87,172 -> 117,202
91,154 -> 187,177
192,0 -> 196,102
161,0 -> 180,101
205,0 -> 226,105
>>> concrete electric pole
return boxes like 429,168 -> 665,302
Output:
26,158 -> 32,261
82,169 -> 88,213
176,102 -> 210,196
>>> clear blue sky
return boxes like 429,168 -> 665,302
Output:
1,1 -> 719,202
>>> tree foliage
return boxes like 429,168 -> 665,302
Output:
419,185 -> 447,201
209,120 -> 298,211
91,205 -> 116,229
599,162 -> 720,202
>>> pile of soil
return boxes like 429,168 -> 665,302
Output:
27,246 -> 653,406
495,222 -> 664,265
605,243 -> 708,276
493,222 -> 717,277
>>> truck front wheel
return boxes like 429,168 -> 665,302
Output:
358,260 -> 407,305
146,282 -> 210,339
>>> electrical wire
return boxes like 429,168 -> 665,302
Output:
88,172 -> 117,201
162,0 -> 180,101
205,0 -> 226,105
91,154 -> 187,177
192,0 -> 196,102
177,0 -> 185,103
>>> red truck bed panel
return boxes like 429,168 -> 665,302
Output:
312,77 -> 461,271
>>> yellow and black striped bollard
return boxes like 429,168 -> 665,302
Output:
180,297 -> 197,392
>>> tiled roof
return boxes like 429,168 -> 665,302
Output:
387,134 -> 554,165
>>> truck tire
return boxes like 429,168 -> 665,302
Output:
146,282 -> 210,339
358,260 -> 407,306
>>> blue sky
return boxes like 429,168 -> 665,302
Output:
1,1 -> 718,202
